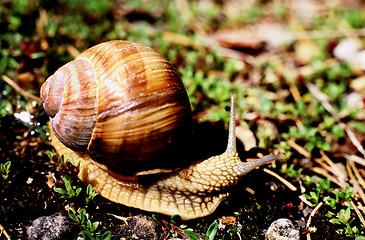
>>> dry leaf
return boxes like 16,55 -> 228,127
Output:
45,171 -> 56,189
208,21 -> 289,51
209,28 -> 262,50
236,125 -> 257,151
17,72 -> 36,90
218,216 -> 236,225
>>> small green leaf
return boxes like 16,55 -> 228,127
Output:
68,213 -> 79,223
79,213 -> 86,225
44,151 -> 55,160
64,179 -> 73,193
4,161 -> 11,170
206,221 -> 218,240
54,188 -> 67,195
80,230 -> 94,240
171,214 -> 181,224
87,184 -> 93,195
102,231 -> 112,240
329,218 -> 341,225
91,221 -> 99,232
181,229 -> 200,240
76,187 -> 82,196
152,214 -> 165,227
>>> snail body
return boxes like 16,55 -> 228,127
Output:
42,40 -> 284,220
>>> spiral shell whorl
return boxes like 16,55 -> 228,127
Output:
42,58 -> 98,151
42,40 -> 192,174
40,70 -> 65,118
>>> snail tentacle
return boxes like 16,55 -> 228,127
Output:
226,93 -> 237,155
235,153 -> 286,176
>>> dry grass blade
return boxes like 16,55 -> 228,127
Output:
0,224 -> 11,240
163,31 -> 198,49
306,196 -> 330,240
317,150 -> 348,183
357,201 -> 365,216
299,195 -> 314,207
347,160 -> 365,206
349,199 -> 365,228
306,83 -> 365,158
313,159 -> 347,188
320,151 -> 346,180
289,83 -> 302,103
288,140 -> 311,159
311,167 -> 345,188
2,75 -> 42,104
245,187 -> 255,195
263,168 -> 297,191
349,159 -> 365,190
342,125 -> 365,159
106,213 -> 131,225
346,154 -> 365,168
293,28 -> 365,40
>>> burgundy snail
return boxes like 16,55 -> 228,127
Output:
41,40 -> 285,220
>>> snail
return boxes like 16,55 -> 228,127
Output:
41,40 -> 285,220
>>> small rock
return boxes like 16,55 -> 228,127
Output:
119,214 -> 166,239
265,218 -> 300,240
27,212 -> 78,240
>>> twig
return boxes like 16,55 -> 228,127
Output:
263,168 -> 297,191
106,213 -> 131,225
349,159 -> 365,190
245,186 -> 255,195
346,154 -> 365,168
307,83 -> 365,158
306,196 -> 330,240
347,160 -> 365,206
357,201 -> 365,216
292,28 -> 365,41
2,75 -> 42,104
288,140 -> 311,159
319,150 -> 348,182
311,166 -> 345,188
299,195 -> 314,207
289,83 -> 302,103
163,32 -> 198,48
349,199 -> 365,228
263,166 -> 314,207
314,151 -> 348,189
0,224 -> 10,240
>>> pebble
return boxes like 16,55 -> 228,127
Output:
265,218 -> 300,240
26,212 -> 78,240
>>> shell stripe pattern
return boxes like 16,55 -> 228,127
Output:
80,41 -> 191,169
42,41 -> 192,173
42,58 -> 98,151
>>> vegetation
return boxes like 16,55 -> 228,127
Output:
1,0 -> 365,239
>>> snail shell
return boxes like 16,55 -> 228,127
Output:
41,40 -> 192,175
42,40 -> 285,220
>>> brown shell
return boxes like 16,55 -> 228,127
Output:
41,40 -> 192,175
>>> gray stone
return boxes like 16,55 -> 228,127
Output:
119,215 -> 167,239
265,218 -> 300,240
27,212 -> 78,240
